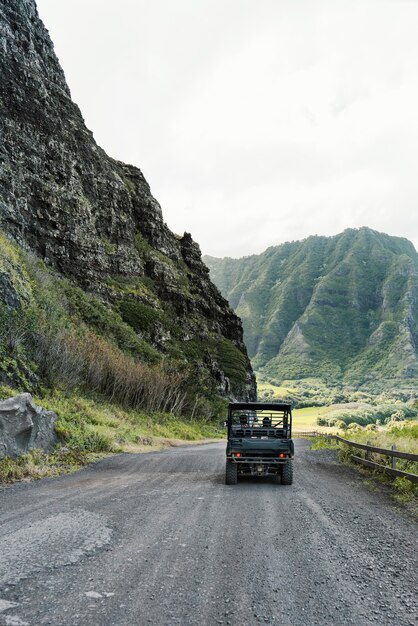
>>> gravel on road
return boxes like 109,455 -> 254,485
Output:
0,440 -> 417,626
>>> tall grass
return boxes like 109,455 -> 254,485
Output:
340,421 -> 418,458
32,326 -> 188,414
311,423 -> 418,506
322,421 -> 418,488
0,388 -> 225,484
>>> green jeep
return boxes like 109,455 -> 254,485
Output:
225,402 -> 294,485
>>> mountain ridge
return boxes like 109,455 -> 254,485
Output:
204,227 -> 418,386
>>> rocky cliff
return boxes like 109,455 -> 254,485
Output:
205,228 -> 418,386
0,0 -> 256,403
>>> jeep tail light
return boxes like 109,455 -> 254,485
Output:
279,453 -> 285,458
234,452 -> 241,457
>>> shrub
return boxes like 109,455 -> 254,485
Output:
392,477 -> 418,503
387,420 -> 418,438
118,300 -> 160,332
389,410 -> 405,422
393,477 -> 416,495
31,324 -> 188,415
32,328 -> 86,389
0,384 -> 17,399
67,430 -> 114,453
0,307 -> 34,354
79,332 -> 188,413
338,444 -> 353,463
0,456 -> 26,482
347,423 -> 362,432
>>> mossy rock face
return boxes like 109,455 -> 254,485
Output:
212,339 -> 249,387
0,234 -> 33,306
106,275 -> 157,301
0,239 -> 38,389
0,272 -> 21,310
181,336 -> 252,391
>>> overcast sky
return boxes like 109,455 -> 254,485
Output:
36,0 -> 418,258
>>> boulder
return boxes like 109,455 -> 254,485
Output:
0,394 -> 58,460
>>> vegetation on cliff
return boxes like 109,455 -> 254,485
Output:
0,231 -> 227,478
0,232 -> 236,418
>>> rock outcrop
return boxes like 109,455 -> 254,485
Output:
0,394 -> 57,459
0,0 -> 256,400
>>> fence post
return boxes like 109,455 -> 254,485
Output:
392,445 -> 396,470
366,441 -> 371,461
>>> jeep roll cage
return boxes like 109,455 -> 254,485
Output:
226,402 -> 292,440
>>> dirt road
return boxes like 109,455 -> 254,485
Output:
0,440 -> 417,626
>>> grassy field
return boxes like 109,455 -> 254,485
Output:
257,381 -> 298,397
292,406 -> 334,432
258,380 -> 337,432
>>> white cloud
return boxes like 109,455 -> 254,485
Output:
36,0 -> 418,257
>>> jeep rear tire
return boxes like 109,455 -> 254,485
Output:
281,460 -> 293,485
225,461 -> 238,485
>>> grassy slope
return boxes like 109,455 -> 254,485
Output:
292,406 -> 333,432
0,384 -> 224,483
0,232 -> 241,418
0,234 -> 230,483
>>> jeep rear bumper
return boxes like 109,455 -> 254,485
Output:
226,456 -> 293,464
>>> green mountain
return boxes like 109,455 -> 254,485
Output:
0,0 -> 255,413
204,228 -> 418,386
